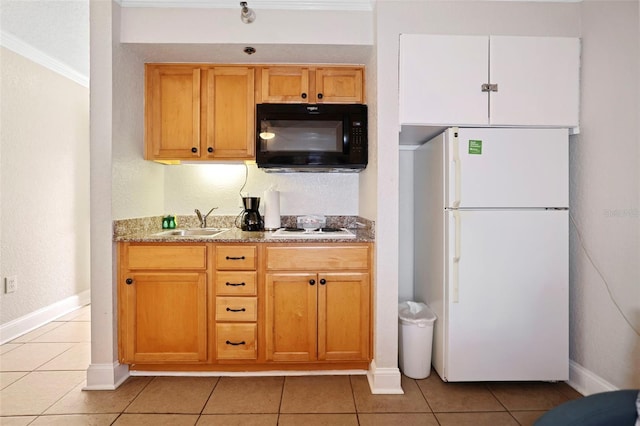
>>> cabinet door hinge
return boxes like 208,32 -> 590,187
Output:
481,83 -> 498,92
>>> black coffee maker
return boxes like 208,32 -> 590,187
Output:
239,197 -> 264,231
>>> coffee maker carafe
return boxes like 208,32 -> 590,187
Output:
239,197 -> 264,231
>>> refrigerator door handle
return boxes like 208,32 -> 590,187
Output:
452,132 -> 461,208
452,210 -> 461,303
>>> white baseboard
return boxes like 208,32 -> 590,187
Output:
568,360 -> 618,396
85,362 -> 130,390
366,360 -> 404,394
130,369 -> 368,378
0,289 -> 91,344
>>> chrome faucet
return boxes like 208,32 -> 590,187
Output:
195,207 -> 218,228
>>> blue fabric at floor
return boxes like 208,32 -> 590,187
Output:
534,389 -> 639,426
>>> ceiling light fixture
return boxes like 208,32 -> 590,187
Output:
240,2 -> 256,24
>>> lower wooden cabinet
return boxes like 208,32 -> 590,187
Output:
118,244 -> 209,364
120,273 -> 208,363
118,242 -> 372,369
266,271 -> 370,362
265,245 -> 372,363
213,245 -> 258,361
216,323 -> 257,359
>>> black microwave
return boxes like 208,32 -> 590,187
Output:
255,103 -> 368,172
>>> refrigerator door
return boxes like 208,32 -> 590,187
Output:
445,128 -> 568,208
443,209 -> 568,382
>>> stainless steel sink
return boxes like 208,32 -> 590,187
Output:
153,228 -> 229,237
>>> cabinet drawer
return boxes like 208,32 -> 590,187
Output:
215,271 -> 257,295
216,297 -> 257,322
216,246 -> 257,270
126,245 -> 207,270
216,323 -> 257,359
266,246 -> 369,270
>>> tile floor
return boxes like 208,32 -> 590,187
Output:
1,304 -> 582,425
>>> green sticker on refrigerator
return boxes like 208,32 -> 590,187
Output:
468,140 -> 482,155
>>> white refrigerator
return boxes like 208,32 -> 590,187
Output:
414,127 -> 569,382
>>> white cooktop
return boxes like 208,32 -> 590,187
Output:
268,227 -> 356,239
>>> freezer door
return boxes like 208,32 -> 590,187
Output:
445,128 -> 568,208
444,209 -> 568,382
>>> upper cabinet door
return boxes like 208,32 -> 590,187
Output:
399,34 -> 580,128
261,67 -> 311,103
205,67 -> 255,159
489,36 -> 580,127
145,66 -> 201,159
399,34 -> 489,126
315,68 -> 364,104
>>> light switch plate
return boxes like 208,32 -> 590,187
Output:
5,276 -> 17,293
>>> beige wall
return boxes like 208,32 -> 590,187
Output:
570,0 -> 640,391
0,47 -> 90,325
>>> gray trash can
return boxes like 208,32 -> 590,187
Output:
398,301 -> 437,379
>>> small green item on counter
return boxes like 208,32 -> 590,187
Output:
162,216 -> 170,229
168,215 -> 176,229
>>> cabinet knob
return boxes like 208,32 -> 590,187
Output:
320,278 -> 326,285
301,93 -> 307,99
125,278 -> 133,285
317,93 -> 323,99
207,147 -> 213,153
191,147 -> 198,153
309,279 -> 316,286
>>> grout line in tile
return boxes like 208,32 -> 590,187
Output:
198,375 -> 220,415
0,342 -> 24,355
9,322 -> 65,344
485,381 -> 511,413
414,377 -> 436,413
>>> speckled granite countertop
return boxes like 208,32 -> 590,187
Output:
114,215 -> 375,243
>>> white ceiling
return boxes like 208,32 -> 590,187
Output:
1,0 -> 89,77
0,0 -> 583,83
119,0 -> 375,10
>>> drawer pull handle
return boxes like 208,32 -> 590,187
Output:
226,256 -> 246,260
226,307 -> 246,312
226,340 -> 246,346
226,282 -> 246,287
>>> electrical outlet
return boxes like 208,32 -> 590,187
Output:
5,276 -> 17,293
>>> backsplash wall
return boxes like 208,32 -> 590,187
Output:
163,163 -> 359,217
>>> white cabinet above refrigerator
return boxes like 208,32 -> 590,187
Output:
399,34 -> 580,128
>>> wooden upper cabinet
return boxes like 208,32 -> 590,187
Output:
260,67 -> 310,103
315,68 -> 364,104
145,66 -> 201,159
260,66 -> 364,104
204,67 -> 255,159
145,64 -> 255,162
145,63 -> 365,162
